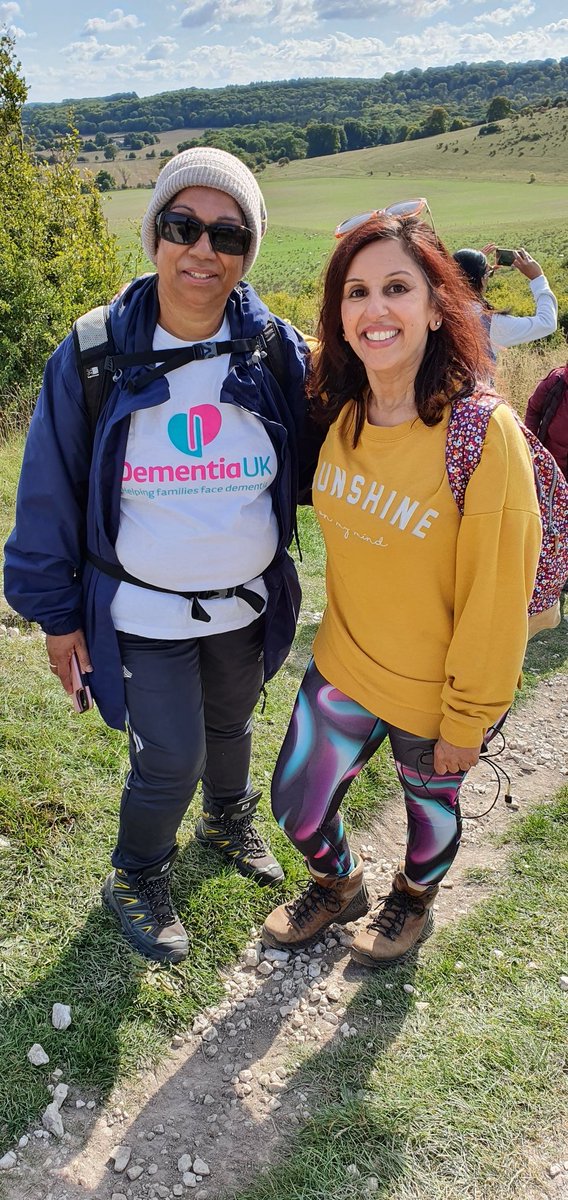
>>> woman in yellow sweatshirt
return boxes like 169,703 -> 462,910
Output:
262,204 -> 541,967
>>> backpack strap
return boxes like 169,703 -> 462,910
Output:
445,394 -> 499,514
479,310 -> 497,366
121,317 -> 292,395
258,318 -> 288,393
72,305 -> 114,437
72,308 -> 292,432
123,338 -> 263,392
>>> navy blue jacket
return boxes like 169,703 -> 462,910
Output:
4,275 -> 320,729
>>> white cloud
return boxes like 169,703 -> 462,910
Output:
170,24 -> 568,82
180,0 -> 316,30
180,0 -> 219,25
412,0 -> 450,14
62,35 -> 139,63
315,0 -> 379,13
83,8 -> 144,32
316,0 -> 449,16
177,0 -> 451,30
387,19 -> 568,66
473,0 -> 534,26
0,0 -> 29,36
0,2 -> 20,19
23,17 -> 568,101
267,0 -> 317,25
143,36 -> 178,60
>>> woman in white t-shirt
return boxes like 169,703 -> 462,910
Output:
5,148 -> 319,966
453,245 -> 558,363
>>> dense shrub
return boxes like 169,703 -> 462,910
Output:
0,34 -> 122,421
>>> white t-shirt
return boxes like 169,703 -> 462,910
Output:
110,317 -> 279,639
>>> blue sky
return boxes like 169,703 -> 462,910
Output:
3,0 -> 567,103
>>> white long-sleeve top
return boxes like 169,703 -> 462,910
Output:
489,274 -> 558,351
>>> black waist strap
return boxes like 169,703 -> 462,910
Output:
87,553 -> 265,624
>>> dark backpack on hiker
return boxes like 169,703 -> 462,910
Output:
445,394 -> 568,637
533,371 -> 568,448
72,303 -> 290,437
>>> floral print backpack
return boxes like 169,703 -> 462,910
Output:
446,394 -> 568,638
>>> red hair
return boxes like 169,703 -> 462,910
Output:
311,213 -> 495,444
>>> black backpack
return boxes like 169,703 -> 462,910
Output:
72,303 -> 289,437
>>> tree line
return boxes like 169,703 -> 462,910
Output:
130,94 -> 564,174
173,107 -> 474,170
24,59 -> 568,149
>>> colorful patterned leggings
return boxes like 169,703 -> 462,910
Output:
272,659 -> 492,886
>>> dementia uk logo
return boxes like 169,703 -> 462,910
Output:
168,404 -> 222,457
122,404 -> 273,490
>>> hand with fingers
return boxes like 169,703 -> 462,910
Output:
511,248 -> 543,281
46,630 -> 93,696
433,736 -> 481,776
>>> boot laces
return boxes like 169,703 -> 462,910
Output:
225,813 -> 268,859
368,889 -> 426,942
138,874 -> 177,927
285,879 -> 342,929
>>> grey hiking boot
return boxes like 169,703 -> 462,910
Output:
102,850 -> 189,964
195,790 -> 284,886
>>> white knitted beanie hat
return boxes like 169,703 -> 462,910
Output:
141,146 -> 267,274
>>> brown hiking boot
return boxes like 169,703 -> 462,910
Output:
350,871 -> 439,968
261,855 -> 369,950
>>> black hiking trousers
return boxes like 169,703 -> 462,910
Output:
112,618 -> 265,874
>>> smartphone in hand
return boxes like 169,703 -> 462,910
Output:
496,248 -> 515,266
70,652 -> 93,713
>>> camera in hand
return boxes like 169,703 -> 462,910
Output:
496,248 -> 515,266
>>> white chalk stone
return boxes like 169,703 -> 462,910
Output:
27,1043 -> 49,1066
42,1102 -> 64,1138
51,1004 -> 72,1030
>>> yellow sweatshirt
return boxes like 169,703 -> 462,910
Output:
312,402 -> 541,747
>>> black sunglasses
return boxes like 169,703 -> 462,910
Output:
156,210 -> 252,257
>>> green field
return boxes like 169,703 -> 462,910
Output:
105,174 -> 566,321
102,106 -> 568,304
103,172 -> 568,248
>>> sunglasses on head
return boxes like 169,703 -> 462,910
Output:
335,198 -> 435,239
156,210 -> 252,257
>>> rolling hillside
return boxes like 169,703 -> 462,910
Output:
262,106 -> 568,186
87,106 -> 568,194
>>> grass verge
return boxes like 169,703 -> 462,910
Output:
232,789 -> 568,1200
521,613 -> 568,694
